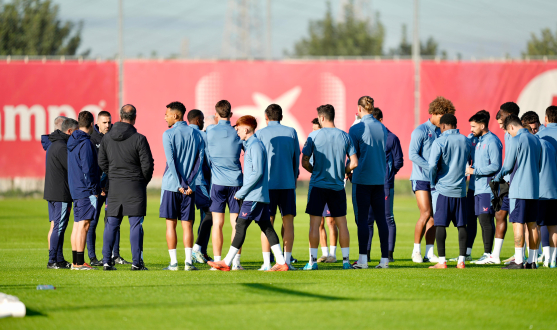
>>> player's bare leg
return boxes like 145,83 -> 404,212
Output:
325,217 -> 338,262
229,213 -> 242,269
211,212 -> 225,261
317,218 -> 328,262
163,219 -> 179,270
413,191 -> 436,262
182,220 -> 196,270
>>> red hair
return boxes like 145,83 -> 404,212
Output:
236,115 -> 257,131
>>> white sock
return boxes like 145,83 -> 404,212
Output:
515,247 -> 523,264
550,247 -> 557,264
439,256 -> 446,264
425,244 -> 434,257
262,252 -> 271,266
185,248 -> 192,264
309,248 -> 318,265
458,255 -> 465,263
380,257 -> 389,265
168,249 -> 177,265
233,254 -> 241,266
321,247 -> 328,257
358,254 -> 367,265
527,249 -> 537,264
285,252 -> 292,265
271,244 -> 286,265
413,243 -> 421,254
492,238 -> 504,259
214,255 -> 221,262
341,247 -> 350,264
543,246 -> 550,261
223,247 -> 238,266
329,245 -> 337,257
466,247 -> 472,255
193,244 -> 202,252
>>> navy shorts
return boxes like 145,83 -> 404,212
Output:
210,184 -> 241,213
501,195 -> 510,212
195,185 -> 211,209
269,189 -> 296,217
474,193 -> 494,215
73,196 -> 97,222
322,204 -> 331,218
239,201 -> 269,222
412,180 -> 431,193
159,190 -> 196,221
306,186 -> 346,217
48,201 -> 72,223
434,194 -> 468,227
537,199 -> 557,226
509,199 -> 538,224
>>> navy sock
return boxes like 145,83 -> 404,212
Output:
72,251 -> 77,265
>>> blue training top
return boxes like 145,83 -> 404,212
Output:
473,131 -> 502,195
302,127 -> 356,191
349,114 -> 387,186
189,124 -> 211,188
409,119 -> 441,182
428,129 -> 471,198
235,135 -> 269,203
537,123 -> 557,151
494,128 -> 542,199
537,137 -> 557,200
206,120 -> 243,187
255,121 -> 300,190
161,121 -> 204,193
467,133 -> 479,191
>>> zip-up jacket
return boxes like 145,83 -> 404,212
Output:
67,129 -> 101,199
467,133 -> 478,191
473,131 -> 502,195
410,119 -> 441,181
206,120 -> 243,187
190,124 -> 211,188
385,128 -> 404,188
537,137 -> 557,200
43,130 -> 72,202
235,135 -> 269,203
349,114 -> 387,186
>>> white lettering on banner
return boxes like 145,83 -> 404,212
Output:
47,105 -> 77,132
517,69 -> 557,124
3,105 -> 46,141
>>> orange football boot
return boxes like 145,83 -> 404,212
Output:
266,263 -> 289,272
429,262 -> 447,269
456,262 -> 465,269
207,260 -> 231,271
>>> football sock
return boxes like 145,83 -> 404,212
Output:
193,244 -> 202,252
341,247 -> 350,264
77,252 -> 84,265
515,247 -> 524,264
329,245 -> 337,257
284,252 -> 292,265
223,247 -> 238,266
542,246 -> 550,261
458,255 -> 465,263
321,247 -> 328,257
527,249 -> 537,264
425,244 -> 434,258
233,254 -> 241,266
169,249 -> 177,264
380,258 -> 389,265
388,251 -> 394,260
466,247 -> 472,255
413,243 -> 421,254
492,238 -> 504,259
550,247 -> 556,264
358,254 -> 367,265
439,256 -> 446,264
214,256 -> 221,262
185,248 -> 192,264
262,252 -> 271,266
72,250 -> 77,265
309,248 -> 318,265
271,244 -> 285,265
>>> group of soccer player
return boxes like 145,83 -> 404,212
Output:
41,92 -> 557,271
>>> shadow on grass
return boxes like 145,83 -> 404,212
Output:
241,283 -> 350,301
26,308 -> 47,317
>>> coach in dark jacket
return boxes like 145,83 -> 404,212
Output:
44,118 -> 78,269
99,104 -> 154,270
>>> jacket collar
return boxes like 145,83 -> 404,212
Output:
441,128 -> 460,136
425,119 -> 438,131
516,128 -> 529,136
268,121 -> 280,126
218,120 -> 231,126
189,124 -> 200,130
478,131 -> 492,142
172,121 -> 187,128
547,123 -> 557,128
244,134 -> 257,147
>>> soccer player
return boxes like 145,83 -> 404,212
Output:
522,111 -> 544,134
206,100 -> 244,269
301,104 -> 358,270
67,111 -> 100,270
409,97 -> 455,263
428,113 -> 471,269
466,111 -> 503,265
208,115 -> 288,272
349,97 -> 389,269
255,104 -> 300,270
187,109 -> 214,263
160,102 -> 204,271
44,118 -> 77,269
370,107 -> 404,262
99,105 -> 154,271
494,102 -> 520,264
494,114 -> 542,269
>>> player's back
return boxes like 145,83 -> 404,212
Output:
538,137 -> 557,200
409,119 -> 440,181
510,130 -> 542,199
207,120 -> 243,186
431,129 -> 471,197
537,123 -> 557,151
349,114 -> 387,185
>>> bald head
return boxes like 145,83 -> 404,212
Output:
53,116 -> 67,131
120,104 -> 137,124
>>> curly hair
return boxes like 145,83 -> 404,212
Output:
428,96 -> 456,115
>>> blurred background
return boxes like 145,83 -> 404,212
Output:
1,0 -> 557,194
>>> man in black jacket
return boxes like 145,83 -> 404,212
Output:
99,104 -> 155,271
87,111 -> 130,266
44,118 -> 78,269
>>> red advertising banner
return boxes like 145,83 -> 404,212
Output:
0,62 -> 117,177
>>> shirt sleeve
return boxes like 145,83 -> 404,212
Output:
392,135 -> 404,174
293,131 -> 300,179
235,145 -> 264,200
162,131 -> 183,190
302,135 -> 314,157
475,139 -> 503,177
494,138 -> 518,182
348,127 -> 359,157
428,140 -> 442,187
346,132 -> 357,157
409,128 -> 429,171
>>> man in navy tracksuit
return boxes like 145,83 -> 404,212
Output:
428,114 -> 471,269
370,107 -> 404,262
67,111 -> 101,270
494,114 -> 542,269
44,118 -> 78,269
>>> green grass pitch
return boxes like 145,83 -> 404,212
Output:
1,189 -> 556,329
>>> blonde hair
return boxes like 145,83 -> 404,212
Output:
358,96 -> 374,113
